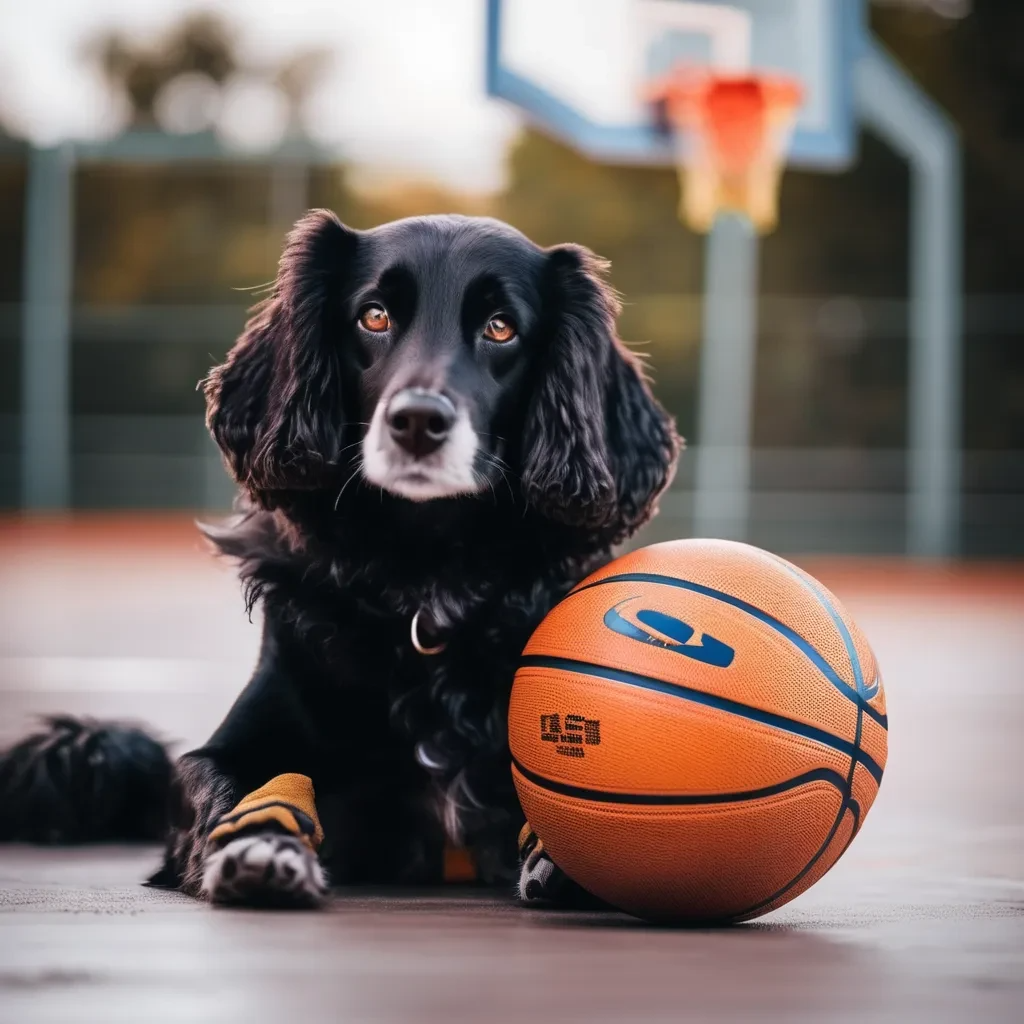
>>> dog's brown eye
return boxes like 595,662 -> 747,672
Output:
484,316 -> 516,343
359,305 -> 391,332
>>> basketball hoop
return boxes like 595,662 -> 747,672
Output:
648,68 -> 804,234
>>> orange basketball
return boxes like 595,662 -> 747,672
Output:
509,539 -> 887,923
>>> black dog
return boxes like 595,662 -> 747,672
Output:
0,211 -> 679,907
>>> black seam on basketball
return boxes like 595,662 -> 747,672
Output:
838,799 -> 862,862
518,655 -> 885,785
733,704 -> 868,919
764,552 -> 876,700
732,800 -> 856,921
511,756 -> 847,805
846,707 -> 864,790
565,573 -> 888,730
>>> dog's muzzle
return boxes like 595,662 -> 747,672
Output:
361,387 -> 480,501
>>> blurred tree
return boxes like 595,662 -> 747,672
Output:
87,14 -> 237,129
65,16 -> 352,417
71,11 -> 351,312
274,49 -> 335,137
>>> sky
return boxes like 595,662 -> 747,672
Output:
0,0 -> 522,192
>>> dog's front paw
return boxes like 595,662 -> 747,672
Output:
517,825 -> 573,904
202,832 -> 327,909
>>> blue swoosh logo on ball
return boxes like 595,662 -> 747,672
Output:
604,599 -> 735,668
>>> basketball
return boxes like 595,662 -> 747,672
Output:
509,539 -> 888,923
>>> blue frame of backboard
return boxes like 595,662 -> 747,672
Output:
485,0 -> 866,170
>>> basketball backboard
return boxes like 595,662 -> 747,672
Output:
486,0 -> 865,169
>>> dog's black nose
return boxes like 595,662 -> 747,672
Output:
386,389 -> 456,457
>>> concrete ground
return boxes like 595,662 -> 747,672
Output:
1,517 -> 1022,1023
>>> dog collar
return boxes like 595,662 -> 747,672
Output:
410,608 -> 447,656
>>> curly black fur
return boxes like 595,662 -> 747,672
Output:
0,716 -> 172,843
2,212 -> 680,899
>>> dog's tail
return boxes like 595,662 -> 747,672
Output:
0,716 -> 173,844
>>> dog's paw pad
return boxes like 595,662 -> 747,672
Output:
202,832 -> 327,909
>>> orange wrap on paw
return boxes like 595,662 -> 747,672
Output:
518,822 -> 533,854
518,822 -> 543,860
208,773 -> 324,852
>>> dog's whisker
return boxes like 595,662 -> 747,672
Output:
480,445 -> 515,473
334,460 -> 365,510
491,455 -> 516,478
483,455 -> 511,481
475,468 -> 498,505
335,439 -> 368,458
493,469 -> 516,505
231,279 -> 275,294
479,453 -> 518,505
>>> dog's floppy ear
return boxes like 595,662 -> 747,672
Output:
204,210 -> 358,504
522,245 -> 680,541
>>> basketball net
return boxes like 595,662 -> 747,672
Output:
648,69 -> 804,234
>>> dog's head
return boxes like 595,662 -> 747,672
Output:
205,211 -> 679,541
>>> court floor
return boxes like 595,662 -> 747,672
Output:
1,517 -> 1022,1023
